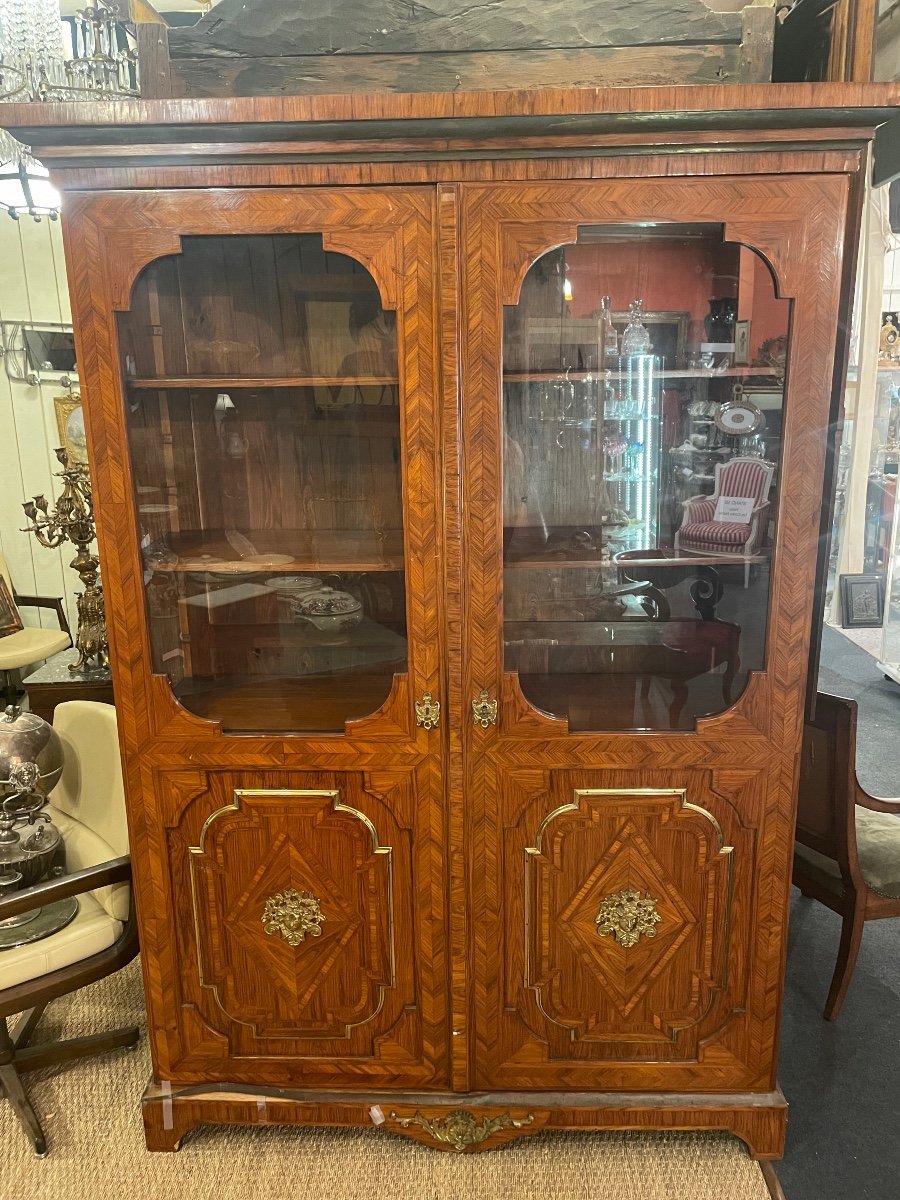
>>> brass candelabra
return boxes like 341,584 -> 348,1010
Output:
21,448 -> 108,671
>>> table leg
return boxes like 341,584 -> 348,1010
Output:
689,566 -> 723,621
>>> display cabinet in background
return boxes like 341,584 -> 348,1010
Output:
3,83 -> 897,1162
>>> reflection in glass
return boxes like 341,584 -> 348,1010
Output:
118,234 -> 406,733
502,224 -> 791,731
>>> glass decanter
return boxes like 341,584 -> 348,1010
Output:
598,295 -> 619,366
621,298 -> 652,357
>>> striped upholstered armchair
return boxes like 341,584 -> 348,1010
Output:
674,456 -> 775,557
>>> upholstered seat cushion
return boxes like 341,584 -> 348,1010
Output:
0,890 -> 123,990
678,521 -> 752,547
793,805 -> 900,899
49,807 -> 130,922
0,627 -> 69,670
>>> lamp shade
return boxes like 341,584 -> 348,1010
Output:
0,156 -> 60,220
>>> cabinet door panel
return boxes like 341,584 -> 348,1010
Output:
157,767 -> 447,1085
475,763 -> 757,1088
460,177 -> 849,1090
64,187 -> 442,744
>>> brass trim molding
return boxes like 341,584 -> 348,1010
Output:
390,1109 -> 533,1150
188,787 -> 396,1040
524,787 -> 734,1041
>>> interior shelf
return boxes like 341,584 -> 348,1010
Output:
125,375 -> 400,389
503,367 -> 783,383
144,529 -> 405,574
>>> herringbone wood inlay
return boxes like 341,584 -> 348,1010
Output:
47,96 -> 872,1153
458,175 -> 848,1094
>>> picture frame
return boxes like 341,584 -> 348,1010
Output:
734,319 -> 751,365
54,393 -> 88,464
839,573 -> 885,629
0,576 -> 23,638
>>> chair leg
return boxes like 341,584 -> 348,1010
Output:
15,1025 -> 139,1074
9,1004 -> 48,1050
0,668 -> 25,709
824,903 -> 866,1021
0,1062 -> 47,1156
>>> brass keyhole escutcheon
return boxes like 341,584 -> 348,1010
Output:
415,691 -> 440,730
472,689 -> 498,728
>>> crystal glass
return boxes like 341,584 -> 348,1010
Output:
621,298 -> 653,357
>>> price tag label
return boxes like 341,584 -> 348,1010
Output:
713,496 -> 754,523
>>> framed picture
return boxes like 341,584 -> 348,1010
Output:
840,573 -> 885,629
734,319 -> 751,365
54,394 -> 88,464
0,577 -> 23,638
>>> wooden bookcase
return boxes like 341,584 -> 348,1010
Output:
3,82 -> 897,1158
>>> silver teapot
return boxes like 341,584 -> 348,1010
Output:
0,705 -> 65,892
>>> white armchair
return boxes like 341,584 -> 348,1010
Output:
0,553 -> 71,707
0,701 -> 138,1157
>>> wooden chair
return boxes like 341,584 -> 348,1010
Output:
793,692 -> 900,1020
0,702 -> 139,1156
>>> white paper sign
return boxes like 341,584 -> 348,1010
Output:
713,496 -> 755,523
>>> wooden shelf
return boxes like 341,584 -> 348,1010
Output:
503,368 -> 782,383
146,529 -> 405,574
125,375 -> 399,389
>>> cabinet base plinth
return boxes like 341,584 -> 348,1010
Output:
141,1080 -> 786,1158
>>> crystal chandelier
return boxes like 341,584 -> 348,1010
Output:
0,0 -> 138,103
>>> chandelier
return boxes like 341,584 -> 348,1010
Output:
0,0 -> 138,103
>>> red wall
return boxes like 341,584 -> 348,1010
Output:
563,238 -> 789,359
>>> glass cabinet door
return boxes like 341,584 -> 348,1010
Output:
117,234 -> 408,733
501,223 -> 790,730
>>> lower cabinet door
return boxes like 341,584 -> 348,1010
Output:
153,766 -> 448,1087
473,761 -> 762,1091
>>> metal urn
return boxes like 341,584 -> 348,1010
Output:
0,706 -> 69,948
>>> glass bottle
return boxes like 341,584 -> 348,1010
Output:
621,298 -> 652,357
598,295 -> 619,367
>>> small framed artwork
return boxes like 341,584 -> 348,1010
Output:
734,320 -> 751,365
54,394 -> 88,464
839,573 -> 885,629
0,577 -> 23,638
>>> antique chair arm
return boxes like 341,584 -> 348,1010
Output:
0,854 -> 131,921
13,593 -> 72,638
853,790 -> 900,815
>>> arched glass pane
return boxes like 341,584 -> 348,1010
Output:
118,234 -> 406,733
502,223 -> 791,731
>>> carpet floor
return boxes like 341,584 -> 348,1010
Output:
0,961 -> 773,1200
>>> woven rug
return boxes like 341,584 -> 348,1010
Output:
1,960 -> 772,1200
